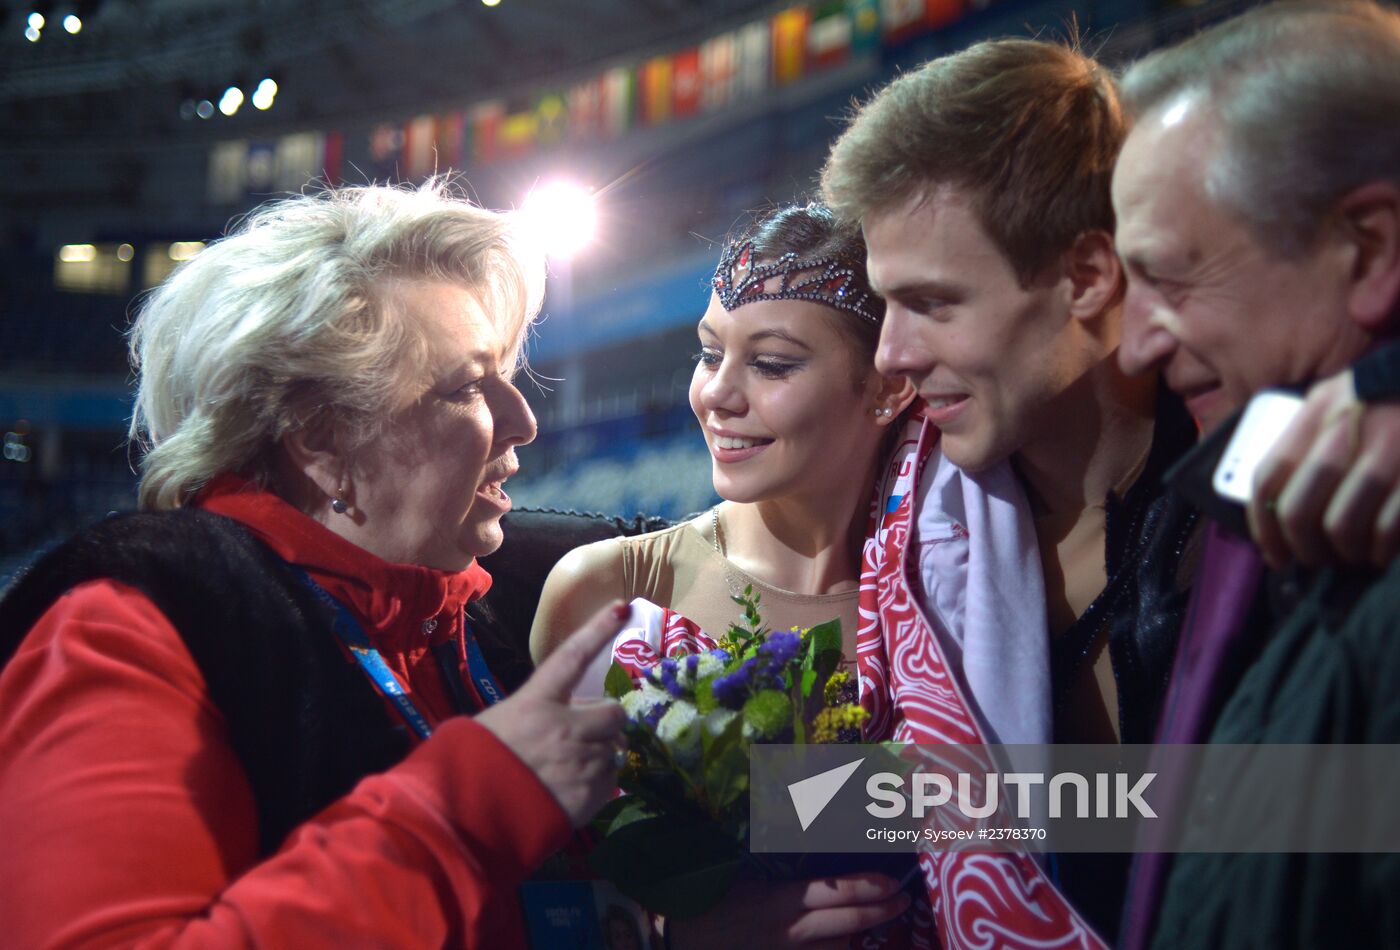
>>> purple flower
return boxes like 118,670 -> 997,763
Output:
758,630 -> 801,667
650,658 -> 687,699
712,657 -> 759,710
643,702 -> 667,728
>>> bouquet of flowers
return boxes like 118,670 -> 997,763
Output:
588,586 -> 869,919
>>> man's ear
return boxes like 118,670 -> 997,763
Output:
873,373 -> 918,425
1063,229 -> 1124,323
279,418 -> 345,503
1336,181 -> 1400,332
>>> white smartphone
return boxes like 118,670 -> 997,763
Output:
1212,389 -> 1305,504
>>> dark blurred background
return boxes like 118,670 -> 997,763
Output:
0,0 -> 1263,584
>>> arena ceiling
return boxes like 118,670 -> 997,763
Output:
0,0 -> 781,148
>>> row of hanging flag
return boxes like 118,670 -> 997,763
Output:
207,0 -> 979,204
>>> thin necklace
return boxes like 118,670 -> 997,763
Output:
717,506 -> 858,668
711,506 -> 745,596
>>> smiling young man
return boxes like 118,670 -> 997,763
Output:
1110,2 -> 1400,946
819,38 -> 1202,946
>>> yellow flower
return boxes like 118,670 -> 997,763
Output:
824,670 -> 852,706
811,703 -> 870,743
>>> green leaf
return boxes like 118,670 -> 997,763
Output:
695,677 -> 719,714
589,812 -> 744,918
589,794 -> 640,837
604,661 -> 634,700
706,740 -> 750,811
701,708 -> 741,756
701,713 -> 748,810
806,619 -> 841,658
799,668 -> 819,700
605,796 -> 659,834
803,619 -> 843,681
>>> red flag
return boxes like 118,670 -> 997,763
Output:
925,0 -> 965,29
470,101 -> 505,163
322,131 -> 343,186
435,112 -> 464,169
403,114 -> 436,179
672,47 -> 701,118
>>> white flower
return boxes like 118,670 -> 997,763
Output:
696,653 -> 726,679
656,700 -> 702,764
621,680 -> 671,722
704,708 -> 739,737
670,657 -> 698,691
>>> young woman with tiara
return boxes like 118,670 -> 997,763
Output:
531,203 -> 912,697
530,203 -> 921,947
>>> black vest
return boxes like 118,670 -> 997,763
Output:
0,509 -> 410,855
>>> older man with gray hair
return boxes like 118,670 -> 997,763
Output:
1112,1 -> 1400,946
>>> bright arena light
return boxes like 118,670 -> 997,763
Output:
28,12 -> 45,29
482,0 -> 501,7
62,14 -> 81,33
195,99 -> 214,119
218,86 -> 244,116
25,25 -> 40,41
520,181 -> 598,259
168,241 -> 206,261
251,77 -> 278,111
59,244 -> 97,262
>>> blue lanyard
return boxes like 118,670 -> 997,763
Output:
463,632 -> 505,707
293,568 -> 503,739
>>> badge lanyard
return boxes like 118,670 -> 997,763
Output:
294,568 -> 503,739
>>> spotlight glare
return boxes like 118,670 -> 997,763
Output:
251,78 -> 277,111
482,0 -> 501,6
195,99 -> 214,119
218,86 -> 244,116
59,244 -> 97,263
168,241 -> 206,262
27,12 -> 44,29
520,181 -> 598,259
117,243 -> 135,262
25,25 -> 40,41
62,14 -> 80,33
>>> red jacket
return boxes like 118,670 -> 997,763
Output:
0,477 -> 570,948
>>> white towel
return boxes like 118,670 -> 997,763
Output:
910,444 -> 1051,746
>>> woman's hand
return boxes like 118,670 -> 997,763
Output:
476,601 -> 630,827
667,872 -> 911,949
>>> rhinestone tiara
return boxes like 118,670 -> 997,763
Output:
710,239 -> 880,325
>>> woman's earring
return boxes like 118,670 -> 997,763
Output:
331,491 -> 349,515
874,407 -> 891,418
